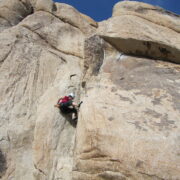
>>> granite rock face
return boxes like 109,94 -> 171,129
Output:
0,0 -> 53,33
73,36 -> 180,180
0,0 -> 179,180
0,0 -> 95,179
98,1 -> 180,64
113,1 -> 180,33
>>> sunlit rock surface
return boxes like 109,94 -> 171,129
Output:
113,1 -> 180,33
98,1 -> 180,64
73,36 -> 180,180
0,0 -> 179,180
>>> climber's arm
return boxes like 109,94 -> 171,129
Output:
54,98 -> 62,107
54,104 -> 60,108
72,102 -> 78,108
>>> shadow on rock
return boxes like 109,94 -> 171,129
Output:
0,149 -> 7,178
59,110 -> 77,128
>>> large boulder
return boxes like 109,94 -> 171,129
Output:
53,3 -> 97,36
113,1 -> 180,33
73,35 -> 180,180
0,0 -> 33,29
98,1 -> 180,64
0,0 -> 54,33
73,2 -> 180,180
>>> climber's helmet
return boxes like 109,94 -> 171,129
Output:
68,93 -> 75,99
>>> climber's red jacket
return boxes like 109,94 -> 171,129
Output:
57,96 -> 70,104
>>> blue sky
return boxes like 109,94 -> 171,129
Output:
54,0 -> 180,21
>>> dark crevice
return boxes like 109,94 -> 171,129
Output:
47,50 -> 67,63
138,171 -> 164,180
0,46 -> 13,67
0,149 -> 7,178
70,74 -> 77,79
101,36 -> 180,64
29,6 -> 34,15
81,81 -> 86,88
52,3 -> 57,12
34,164 -> 47,176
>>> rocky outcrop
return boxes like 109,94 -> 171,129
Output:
0,0 -> 179,180
113,1 -> 180,33
98,1 -> 180,64
0,0 -> 96,179
54,3 -> 97,36
0,0 -> 53,32
73,36 -> 180,180
73,2 -> 180,180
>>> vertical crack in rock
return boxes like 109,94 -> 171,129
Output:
84,35 -> 105,77
0,45 -> 13,67
0,150 -> 7,178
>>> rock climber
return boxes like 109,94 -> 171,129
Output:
54,93 -> 78,120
